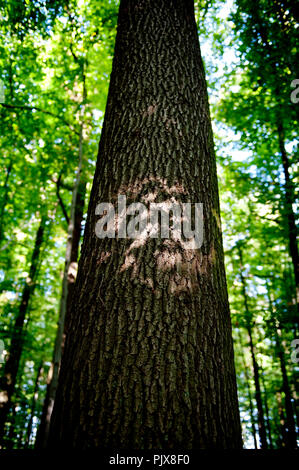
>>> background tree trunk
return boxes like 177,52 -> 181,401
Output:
277,123 -> 299,317
267,283 -> 297,448
260,369 -> 273,449
25,363 -> 43,448
48,0 -> 242,449
237,243 -> 268,449
277,391 -> 288,447
276,327 -> 297,448
36,180 -> 86,449
247,326 -> 268,449
237,330 -> 258,449
0,216 -> 45,446
0,160 -> 12,243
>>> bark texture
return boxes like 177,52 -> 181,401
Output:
0,217 -> 45,446
49,0 -> 241,449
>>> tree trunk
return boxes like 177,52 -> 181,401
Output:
247,4 -> 298,316
260,370 -> 273,449
0,159 -> 12,243
267,282 -> 297,448
237,244 -> 268,449
64,180 -> 86,334
6,404 -> 16,450
276,327 -> 297,448
36,65 -> 87,448
36,181 -> 86,449
277,391 -> 288,448
277,123 -> 299,317
25,363 -> 43,448
247,326 -> 268,449
237,330 -> 258,449
0,216 -> 45,447
48,0 -> 242,449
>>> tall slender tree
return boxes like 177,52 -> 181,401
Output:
48,0 -> 242,449
237,243 -> 268,449
237,329 -> 258,449
25,362 -> 43,448
36,81 -> 87,445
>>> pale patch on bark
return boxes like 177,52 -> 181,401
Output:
96,251 -> 112,265
67,261 -> 78,282
0,392 -> 9,404
143,104 -> 158,117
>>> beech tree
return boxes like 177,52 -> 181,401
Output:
48,0 -> 242,449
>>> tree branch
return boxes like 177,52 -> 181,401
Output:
0,103 -> 80,135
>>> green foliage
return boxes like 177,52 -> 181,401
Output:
0,0 -> 118,447
203,0 -> 298,448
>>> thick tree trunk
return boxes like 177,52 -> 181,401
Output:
0,217 -> 45,447
48,0 -> 242,449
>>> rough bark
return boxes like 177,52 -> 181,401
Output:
48,0 -> 242,449
0,217 -> 45,447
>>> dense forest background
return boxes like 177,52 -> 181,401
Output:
0,0 -> 298,449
